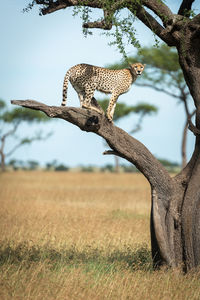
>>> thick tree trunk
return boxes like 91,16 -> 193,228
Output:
175,28 -> 200,270
181,153 -> 200,271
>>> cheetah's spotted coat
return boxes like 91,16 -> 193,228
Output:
62,63 -> 145,121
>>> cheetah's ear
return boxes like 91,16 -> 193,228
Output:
143,64 -> 146,67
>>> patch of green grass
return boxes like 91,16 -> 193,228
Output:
0,241 -> 152,275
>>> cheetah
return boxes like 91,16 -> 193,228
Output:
61,63 -> 145,122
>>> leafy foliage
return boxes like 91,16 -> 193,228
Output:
0,100 -> 6,110
0,102 -> 49,123
71,1 -> 142,60
106,12 -> 140,60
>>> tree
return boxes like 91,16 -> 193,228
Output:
99,99 -> 158,172
15,1 -> 200,272
0,99 -> 51,171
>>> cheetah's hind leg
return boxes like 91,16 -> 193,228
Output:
82,103 -> 103,114
78,92 -> 100,113
82,90 -> 103,114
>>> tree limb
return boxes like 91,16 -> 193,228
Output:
135,82 -> 181,99
83,9 -> 113,30
178,0 -> 195,16
142,0 -> 173,26
190,13 -> 200,24
103,150 -> 119,156
38,0 -> 102,15
34,0 -> 178,46
1,121 -> 20,141
130,5 -> 177,46
11,99 -> 172,193
0,121 -> 20,155
6,131 -> 51,157
6,140 -> 32,157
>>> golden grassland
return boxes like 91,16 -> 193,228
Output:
0,171 -> 200,300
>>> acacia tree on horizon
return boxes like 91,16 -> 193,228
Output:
0,99 -> 51,172
13,0 -> 200,272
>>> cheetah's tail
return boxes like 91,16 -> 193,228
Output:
61,70 -> 70,107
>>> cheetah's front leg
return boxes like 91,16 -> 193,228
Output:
106,94 -> 118,122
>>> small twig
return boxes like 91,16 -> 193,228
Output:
188,120 -> 200,136
135,82 -> 180,99
83,9 -> 113,30
103,150 -> 119,156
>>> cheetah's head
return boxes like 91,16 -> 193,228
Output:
130,63 -> 145,76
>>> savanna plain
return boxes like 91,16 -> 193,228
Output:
0,171 -> 200,300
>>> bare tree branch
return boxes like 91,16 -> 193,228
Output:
11,99 -> 172,193
131,5 -> 177,46
0,121 -> 20,158
39,0 -> 102,15
5,131 -> 51,157
83,9 -> 113,30
103,150 -> 119,156
6,140 -> 30,157
142,0 -> 173,25
0,121 -> 20,141
135,82 -> 180,99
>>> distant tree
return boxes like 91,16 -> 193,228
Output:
55,164 -> 69,171
99,99 -> 158,172
27,160 -> 40,170
0,99 -> 52,171
8,159 -> 40,170
45,160 -> 58,170
45,160 -> 69,171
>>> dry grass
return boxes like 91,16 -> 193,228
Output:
0,171 -> 200,300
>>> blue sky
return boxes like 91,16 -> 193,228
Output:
0,1 -> 198,167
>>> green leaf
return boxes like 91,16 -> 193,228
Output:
98,99 -> 157,122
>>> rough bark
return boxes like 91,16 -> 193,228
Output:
181,119 -> 188,169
